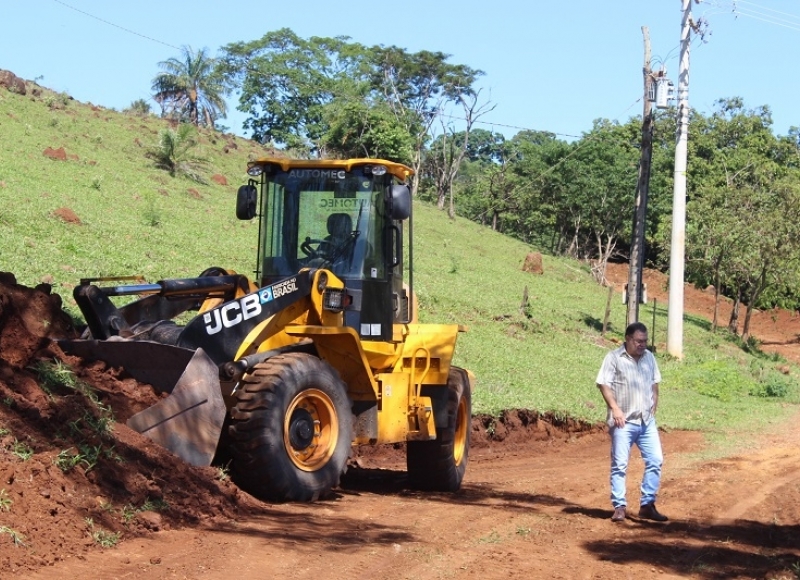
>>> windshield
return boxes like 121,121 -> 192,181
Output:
258,167 -> 389,284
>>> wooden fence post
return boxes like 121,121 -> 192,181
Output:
651,297 -> 657,351
602,286 -> 614,336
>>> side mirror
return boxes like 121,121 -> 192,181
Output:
388,185 -> 411,221
236,184 -> 257,220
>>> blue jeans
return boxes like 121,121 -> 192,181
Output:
609,418 -> 663,508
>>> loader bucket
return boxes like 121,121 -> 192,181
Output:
59,340 -> 226,466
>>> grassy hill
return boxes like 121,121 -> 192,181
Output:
1,81 -> 799,442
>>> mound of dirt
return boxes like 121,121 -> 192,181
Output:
0,272 -> 74,368
0,274 -> 264,573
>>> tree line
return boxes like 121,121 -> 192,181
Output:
143,33 -> 800,341
445,98 -> 800,341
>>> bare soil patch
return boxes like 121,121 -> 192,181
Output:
52,207 -> 81,225
1,269 -> 799,580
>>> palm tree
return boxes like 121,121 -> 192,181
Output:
152,46 -> 227,128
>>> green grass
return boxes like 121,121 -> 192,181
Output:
9,439 -> 34,461
121,497 -> 169,524
1,84 -> 799,446
92,529 -> 121,548
0,489 -> 12,512
84,518 -> 121,547
0,87 -> 263,304
413,214 -> 799,428
32,359 -> 115,436
0,525 -> 26,546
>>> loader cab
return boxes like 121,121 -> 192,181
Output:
237,158 -> 414,342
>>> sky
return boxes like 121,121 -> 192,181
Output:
3,0 -> 799,142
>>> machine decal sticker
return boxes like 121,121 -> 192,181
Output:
318,198 -> 369,210
203,293 -> 263,335
271,277 -> 298,299
259,287 -> 273,303
288,169 -> 346,179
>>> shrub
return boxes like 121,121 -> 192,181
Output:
749,372 -> 793,398
125,99 -> 151,117
148,123 -> 208,183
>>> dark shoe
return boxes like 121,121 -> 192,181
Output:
611,506 -> 626,522
639,503 -> 668,522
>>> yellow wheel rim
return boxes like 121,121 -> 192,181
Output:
453,395 -> 469,466
283,388 -> 338,471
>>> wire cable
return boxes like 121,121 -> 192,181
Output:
51,0 -> 181,50
704,0 -> 800,32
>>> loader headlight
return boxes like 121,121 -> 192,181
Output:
247,164 -> 264,177
323,288 -> 345,312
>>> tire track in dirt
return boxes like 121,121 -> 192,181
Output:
713,462 -> 800,524
707,416 -> 800,525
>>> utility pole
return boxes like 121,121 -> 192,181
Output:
667,0 -> 692,358
626,26 -> 654,327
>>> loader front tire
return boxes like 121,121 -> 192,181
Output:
228,353 -> 352,502
407,367 -> 471,492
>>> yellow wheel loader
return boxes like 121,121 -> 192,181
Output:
62,158 -> 474,502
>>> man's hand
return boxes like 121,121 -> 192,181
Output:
611,408 -> 626,427
598,383 -> 626,427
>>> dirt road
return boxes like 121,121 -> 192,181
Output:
23,413 -> 800,580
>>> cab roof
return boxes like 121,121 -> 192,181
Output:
247,157 -> 414,181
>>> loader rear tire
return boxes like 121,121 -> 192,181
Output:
228,353 -> 353,502
407,367 -> 471,492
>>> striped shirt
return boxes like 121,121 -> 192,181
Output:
596,344 -> 661,426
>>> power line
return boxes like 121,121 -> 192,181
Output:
51,0 -> 181,50
735,0 -> 800,24
704,0 -> 800,32
437,112 -> 582,140
735,9 -> 800,31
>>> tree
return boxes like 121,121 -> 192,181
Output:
519,120 -> 639,283
499,130 -> 567,246
704,181 -> 800,341
218,31 -> 485,167
124,99 -> 152,117
219,30 -> 365,152
152,46 -> 227,129
683,184 -> 734,331
464,128 -> 508,163
448,131 -> 516,231
423,90 -> 495,217
320,88 -> 414,162
372,46 -> 484,196
741,181 -> 800,340
675,98 -> 800,338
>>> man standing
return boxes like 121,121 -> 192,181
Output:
596,322 -> 667,522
